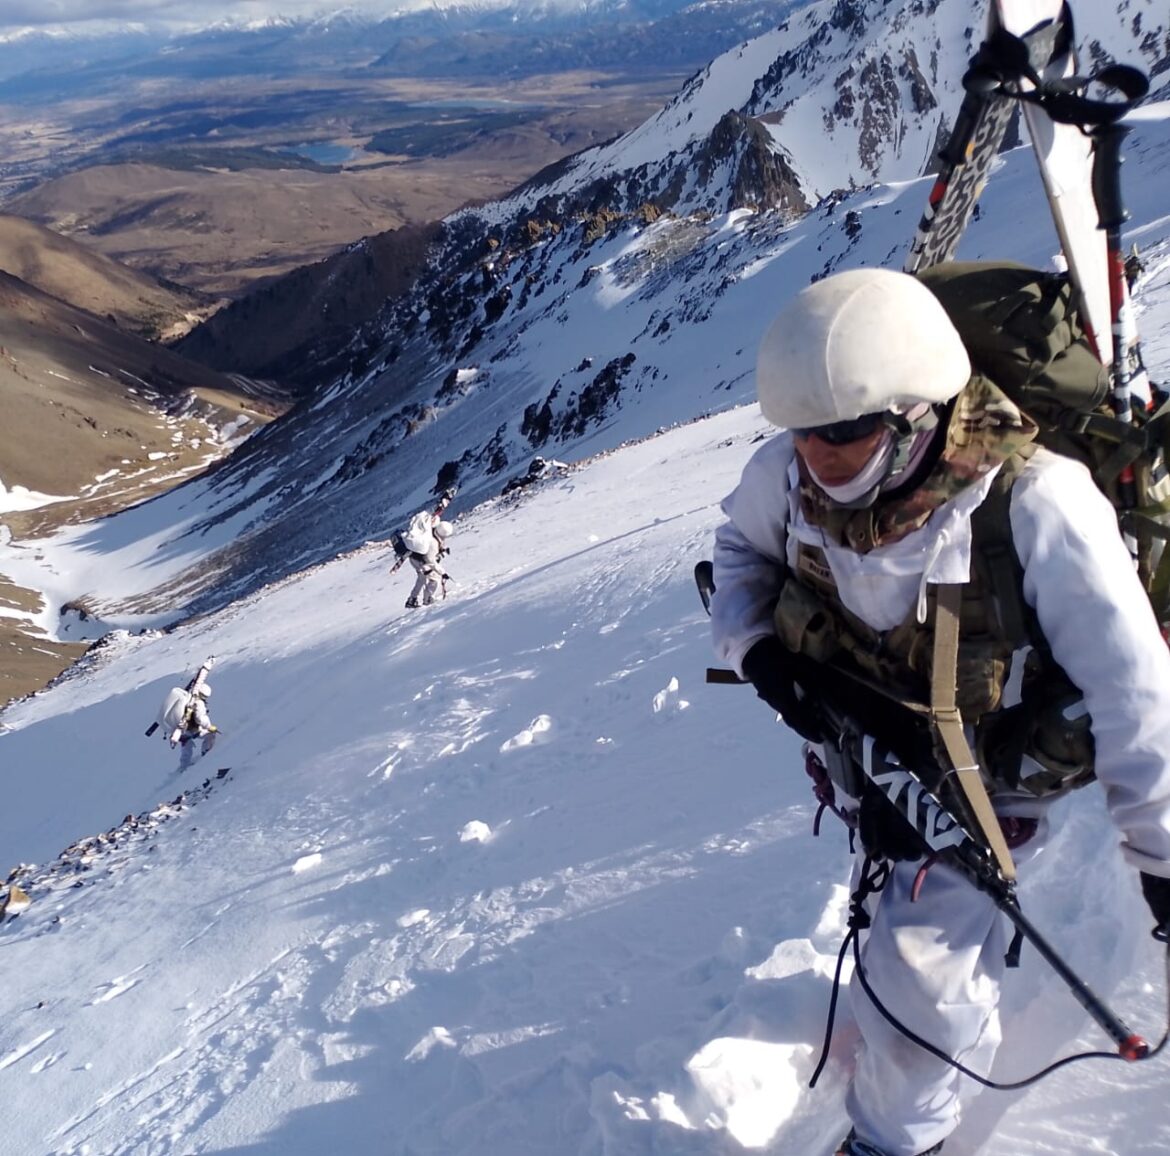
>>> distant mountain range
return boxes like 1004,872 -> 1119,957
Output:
0,2 -> 797,98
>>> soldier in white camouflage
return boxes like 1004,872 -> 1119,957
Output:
710,267 -> 1170,1156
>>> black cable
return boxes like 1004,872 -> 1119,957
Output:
847,905 -> 1170,1090
809,927 -> 855,1089
810,857 -> 887,1089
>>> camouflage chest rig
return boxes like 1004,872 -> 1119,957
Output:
775,373 -> 1095,807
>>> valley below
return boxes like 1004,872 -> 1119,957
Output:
0,69 -> 687,294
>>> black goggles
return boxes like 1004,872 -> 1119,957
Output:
792,412 -> 887,445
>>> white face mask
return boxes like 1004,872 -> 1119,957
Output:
807,431 -> 895,505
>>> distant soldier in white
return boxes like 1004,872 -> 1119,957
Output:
402,491 -> 455,609
176,683 -> 219,772
405,519 -> 454,608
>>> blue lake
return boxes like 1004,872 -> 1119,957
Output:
281,142 -> 360,165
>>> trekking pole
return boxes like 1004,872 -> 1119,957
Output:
992,876 -> 1148,1059
1017,64 -> 1149,426
939,822 -> 1147,1058
1092,118 -> 1139,426
1090,117 -> 1146,540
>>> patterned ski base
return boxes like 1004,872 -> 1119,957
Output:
906,0 -> 1067,274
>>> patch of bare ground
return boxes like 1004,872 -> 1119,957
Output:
0,213 -> 214,340
0,272 -> 279,496
0,275 -> 282,709
0,575 -> 89,707
0,600 -> 89,710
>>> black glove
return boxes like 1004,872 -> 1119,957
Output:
857,777 -> 931,862
741,636 -> 827,743
1140,873 -> 1170,941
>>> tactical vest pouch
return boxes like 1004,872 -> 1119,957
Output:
784,549 -> 1009,719
784,537 -> 1091,799
978,676 -> 1095,797
774,579 -> 842,665
954,641 -> 1008,718
1025,688 -> 1095,792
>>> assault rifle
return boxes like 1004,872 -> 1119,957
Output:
695,561 -> 1150,1060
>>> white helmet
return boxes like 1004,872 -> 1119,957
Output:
195,684 -> 212,699
755,267 -> 971,431
434,520 -> 453,540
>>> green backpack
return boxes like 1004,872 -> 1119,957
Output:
917,260 -> 1170,627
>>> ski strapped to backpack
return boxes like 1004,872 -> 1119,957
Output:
960,10 -> 1158,523
909,6 -> 1166,563
145,656 -> 216,739
905,1 -> 1071,276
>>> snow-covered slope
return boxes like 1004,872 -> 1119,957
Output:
4,8 -> 1170,1148
2,406 -> 1169,1156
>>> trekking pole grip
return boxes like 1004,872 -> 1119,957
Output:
1092,121 -> 1130,232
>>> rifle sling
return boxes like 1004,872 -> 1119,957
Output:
933,582 -> 1017,882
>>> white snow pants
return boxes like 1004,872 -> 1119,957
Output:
846,822 -> 1048,1156
178,729 -> 217,772
408,553 -> 442,604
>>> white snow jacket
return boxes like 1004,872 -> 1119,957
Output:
712,431 -> 1170,876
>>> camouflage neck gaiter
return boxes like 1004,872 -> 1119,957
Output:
798,374 -> 1039,554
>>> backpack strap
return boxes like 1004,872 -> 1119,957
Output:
932,582 -> 1018,881
968,447 -> 1038,649
966,448 -> 1062,793
1060,407 -> 1148,485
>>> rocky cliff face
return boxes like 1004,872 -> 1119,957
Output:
173,223 -> 443,391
